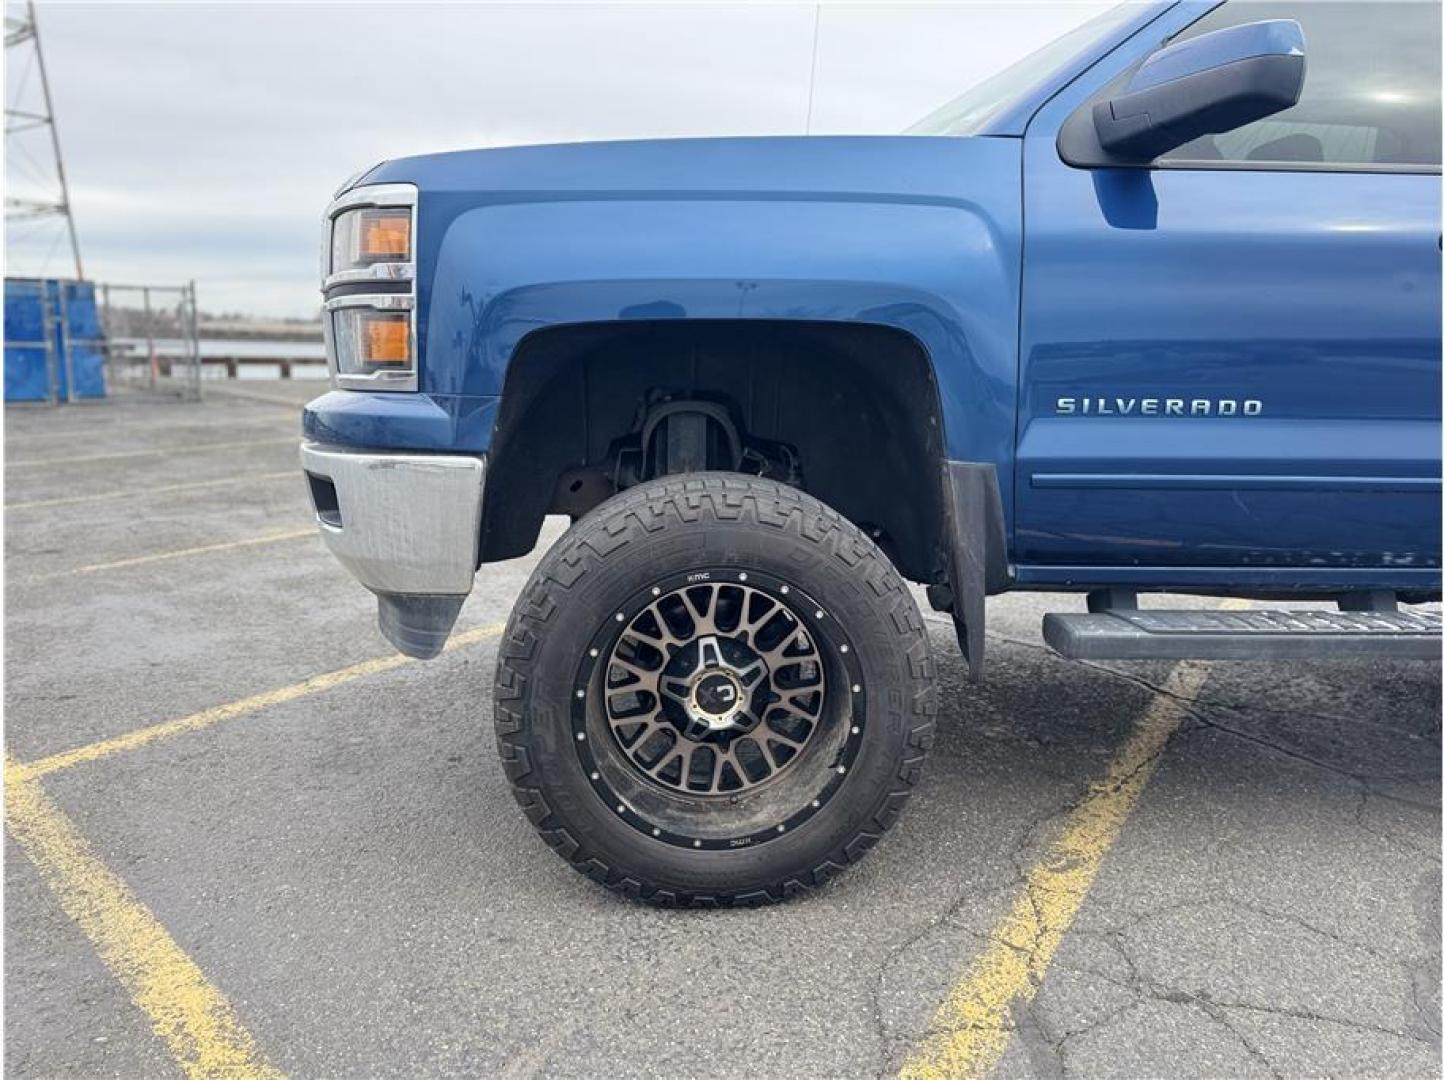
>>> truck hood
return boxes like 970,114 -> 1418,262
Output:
358,135 -> 1015,206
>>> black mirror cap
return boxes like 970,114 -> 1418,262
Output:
1062,53 -> 1305,167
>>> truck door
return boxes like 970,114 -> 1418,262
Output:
1014,1 -> 1441,582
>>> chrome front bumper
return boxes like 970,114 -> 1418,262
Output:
300,441 -> 485,657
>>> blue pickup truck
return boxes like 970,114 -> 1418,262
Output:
301,1 -> 1441,904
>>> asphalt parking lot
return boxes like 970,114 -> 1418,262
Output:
5,386 -> 1441,1079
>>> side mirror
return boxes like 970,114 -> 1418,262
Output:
1093,20 -> 1306,161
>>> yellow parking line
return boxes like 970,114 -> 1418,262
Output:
6,471 -> 296,511
897,599 -> 1249,1080
16,623 -> 506,780
5,609 -> 505,1075
4,754 -> 284,1079
7,437 -> 297,469
34,528 -> 317,580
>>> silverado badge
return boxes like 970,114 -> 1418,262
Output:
1055,397 -> 1263,416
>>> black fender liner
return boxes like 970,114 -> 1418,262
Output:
942,461 -> 1009,681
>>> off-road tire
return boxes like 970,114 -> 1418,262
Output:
493,472 -> 936,906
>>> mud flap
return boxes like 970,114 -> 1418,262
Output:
941,461 -> 1009,682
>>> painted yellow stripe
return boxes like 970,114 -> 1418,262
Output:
897,599 -> 1249,1080
4,754 -> 284,1079
33,528 -> 317,580
16,623 -> 506,780
7,436 -> 296,469
6,471 -> 295,511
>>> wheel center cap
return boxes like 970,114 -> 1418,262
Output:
692,671 -> 741,718
690,671 -> 745,730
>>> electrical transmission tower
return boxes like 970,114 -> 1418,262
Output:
5,0 -> 83,279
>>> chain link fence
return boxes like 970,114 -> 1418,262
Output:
97,281 -> 202,401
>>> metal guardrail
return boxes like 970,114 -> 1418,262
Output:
157,355 -> 327,380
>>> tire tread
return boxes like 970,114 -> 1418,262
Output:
493,473 -> 936,907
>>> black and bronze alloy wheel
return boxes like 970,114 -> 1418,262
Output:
577,569 -> 864,851
495,473 -> 936,906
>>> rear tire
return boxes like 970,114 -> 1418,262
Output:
494,472 -> 936,906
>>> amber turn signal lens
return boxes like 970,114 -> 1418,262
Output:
362,315 -> 410,364
360,210 -> 410,259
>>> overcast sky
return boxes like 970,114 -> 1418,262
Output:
5,2 -> 1109,318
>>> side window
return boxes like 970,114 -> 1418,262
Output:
1160,1 -> 1442,169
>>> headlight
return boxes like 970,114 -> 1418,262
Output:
330,208 -> 411,274
321,183 -> 418,392
324,294 -> 416,390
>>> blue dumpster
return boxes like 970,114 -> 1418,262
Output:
4,277 -> 106,401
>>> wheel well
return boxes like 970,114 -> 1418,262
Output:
480,320 -> 949,583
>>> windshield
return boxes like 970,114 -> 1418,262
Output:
906,4 -> 1142,135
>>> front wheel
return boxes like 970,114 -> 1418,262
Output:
494,473 -> 936,906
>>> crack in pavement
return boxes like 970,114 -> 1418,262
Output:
1043,950 -> 1436,1058
988,626 -> 1440,852
896,615 -> 1439,1076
